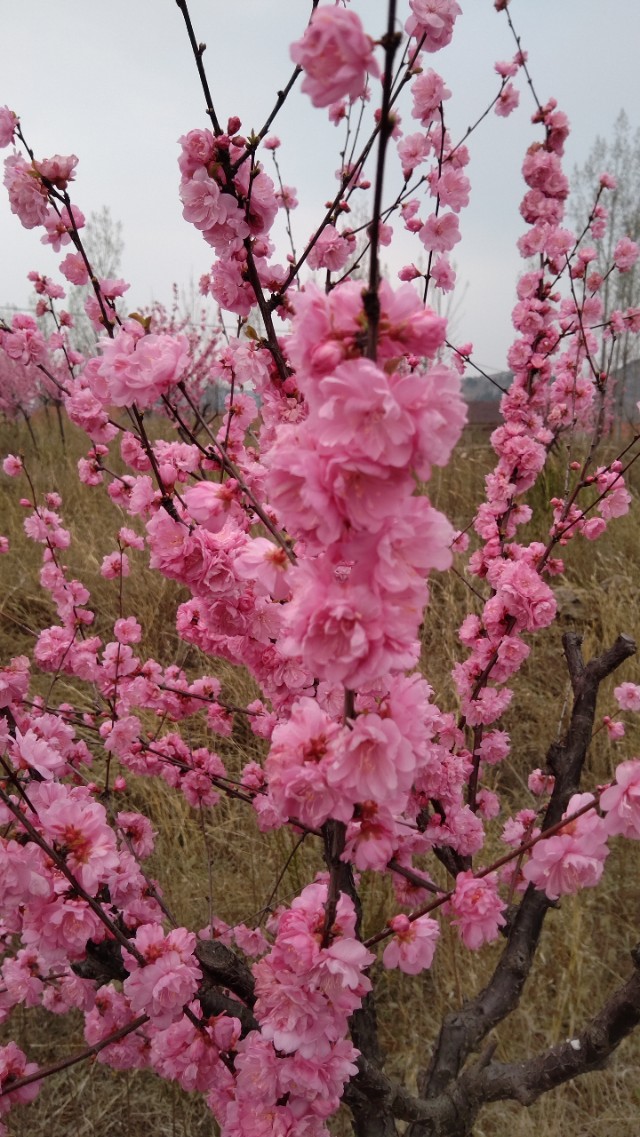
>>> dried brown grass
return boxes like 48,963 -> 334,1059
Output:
2,412 -> 640,1136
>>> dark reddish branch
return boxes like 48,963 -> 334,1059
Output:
174,0 -> 223,135
194,939 -> 256,1007
0,1015 -> 149,1100
364,0 -> 399,362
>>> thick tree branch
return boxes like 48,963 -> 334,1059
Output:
474,943 -> 640,1106
398,946 -> 640,1137
416,632 -> 636,1107
194,939 -> 257,1007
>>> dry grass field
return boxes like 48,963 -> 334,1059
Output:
1,410 -> 640,1136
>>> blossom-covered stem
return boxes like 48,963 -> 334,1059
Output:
176,386 -> 296,561
0,1015 -> 149,1100
540,444 -> 640,564
387,858 -> 443,895
158,394 -> 216,460
52,184 -> 116,334
230,1 -> 322,175
156,682 -> 258,715
421,108 -> 446,299
466,725 -> 484,812
460,615 -> 516,720
503,7 -> 543,114
242,244 -> 290,383
103,545 -> 127,795
274,144 -> 373,296
364,0 -> 399,360
130,406 -> 182,522
364,793 -> 606,949
40,297 -> 77,382
20,463 -> 88,641
0,777 -> 146,965
320,819 -> 349,947
174,0 -> 223,136
268,147 -> 298,263
447,76 -> 511,162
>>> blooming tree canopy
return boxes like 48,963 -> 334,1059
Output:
1,3 -> 640,1136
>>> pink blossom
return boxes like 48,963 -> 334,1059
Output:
601,760 -> 640,839
383,913 -> 440,974
449,871 -> 506,949
397,132 -> 430,180
290,7 -> 379,109
314,359 -> 415,466
36,787 -> 120,894
603,716 -> 625,741
419,211 -> 461,253
234,536 -> 291,601
431,254 -> 456,291
0,107 -> 18,148
411,69 -> 451,126
528,769 -> 555,795
33,153 -> 78,190
9,727 -> 67,779
476,730 -> 510,766
407,0 -> 462,52
179,168 -> 248,252
123,925 -> 201,1029
0,1043 -> 41,1118
3,154 -> 49,228
398,263 -> 421,281
181,769 -> 220,808
522,793 -> 609,900
614,682 -> 640,712
265,697 -> 350,828
495,82 -> 520,117
177,128 -> 216,178
101,551 -> 129,579
307,224 -> 353,272
343,802 -> 398,871
282,560 -> 417,688
432,167 -> 470,213
326,713 -> 415,811
487,559 -> 556,632
117,811 -> 156,858
59,252 -> 89,285
582,516 -> 606,540
2,454 -> 22,477
91,323 -> 190,409
613,236 -> 639,272
113,616 -> 142,644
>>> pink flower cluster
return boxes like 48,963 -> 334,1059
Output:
122,925 -> 202,1029
87,320 -> 190,409
267,280 -> 464,688
522,795 -> 609,900
290,6 -> 379,109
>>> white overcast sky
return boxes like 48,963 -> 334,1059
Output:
2,1 -> 640,373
